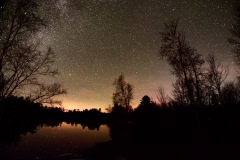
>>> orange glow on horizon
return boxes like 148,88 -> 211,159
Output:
61,85 -> 173,112
61,100 -> 109,112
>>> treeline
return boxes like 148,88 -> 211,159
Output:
0,96 -> 108,127
157,18 -> 240,108
108,95 -> 240,142
84,96 -> 240,160
1,93 -> 240,160
0,96 -> 107,148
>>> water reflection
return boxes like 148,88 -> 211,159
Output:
0,122 -> 110,160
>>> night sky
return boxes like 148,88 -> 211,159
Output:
36,0 -> 239,110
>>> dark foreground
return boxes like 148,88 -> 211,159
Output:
1,97 -> 240,160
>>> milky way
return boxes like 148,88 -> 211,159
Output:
37,0 -> 239,110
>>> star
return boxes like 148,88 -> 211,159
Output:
36,0 -> 239,110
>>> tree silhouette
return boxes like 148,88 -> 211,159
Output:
112,74 -> 133,112
156,86 -> 169,107
159,19 -> 205,139
0,0 -> 66,104
140,95 -> 151,106
229,4 -> 240,67
221,81 -> 240,105
28,83 -> 67,106
159,19 -> 204,106
159,20 -> 204,105
135,95 -> 160,120
205,53 -> 229,106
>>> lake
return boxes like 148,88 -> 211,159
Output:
0,122 -> 111,160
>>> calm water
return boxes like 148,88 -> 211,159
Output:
0,122 -> 111,160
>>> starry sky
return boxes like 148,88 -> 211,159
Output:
36,0 -> 239,110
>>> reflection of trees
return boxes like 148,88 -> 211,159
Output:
0,96 -> 63,148
0,117 -> 39,148
0,97 -> 109,148
2,95 -> 240,160
82,124 -> 100,131
65,108 -> 107,131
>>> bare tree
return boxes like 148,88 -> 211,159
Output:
205,53 -> 229,105
172,78 -> 189,105
28,83 -> 67,106
156,86 -> 169,106
0,0 -> 66,104
112,74 -> 133,112
221,81 -> 240,105
105,105 -> 113,113
159,19 -> 204,106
